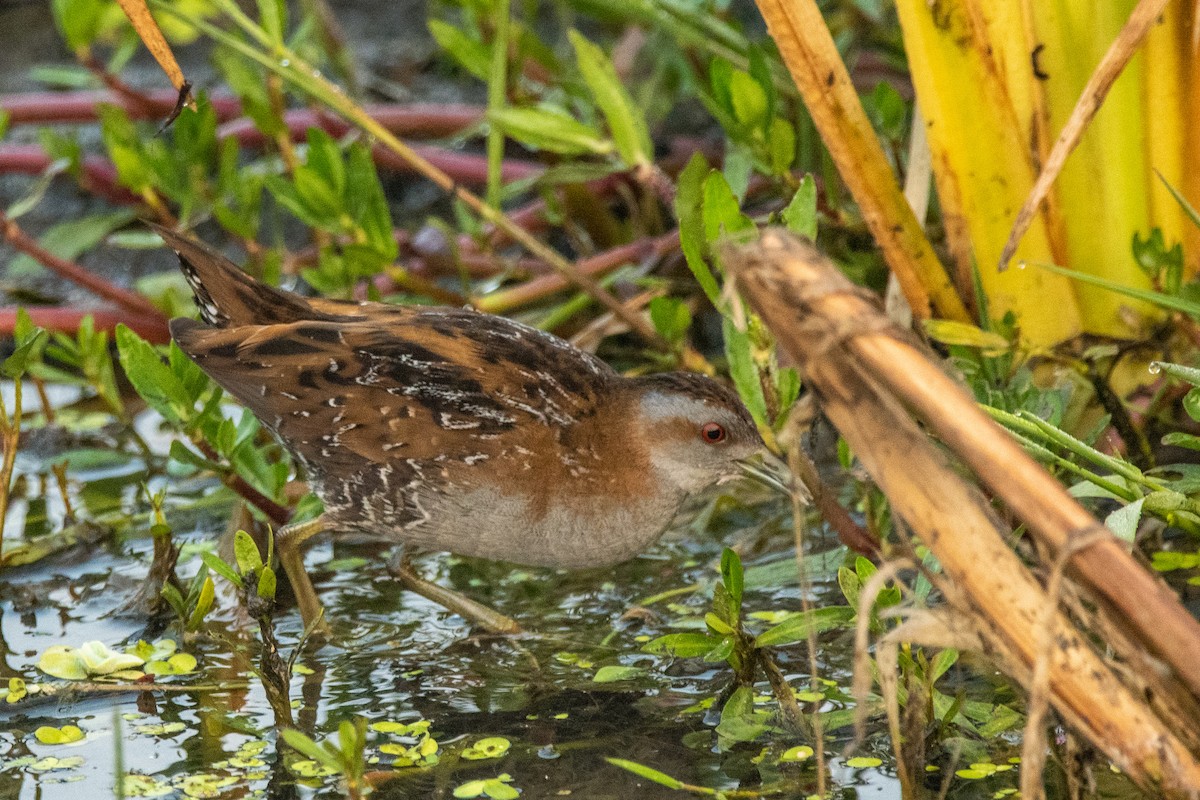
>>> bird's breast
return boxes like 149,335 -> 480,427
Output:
408,482 -> 687,568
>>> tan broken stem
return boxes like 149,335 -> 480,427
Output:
728,229 -> 1200,797
735,230 -> 1200,701
753,0 -> 969,323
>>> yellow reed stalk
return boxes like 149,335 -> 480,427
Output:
1030,0 -> 1159,336
1142,4 -> 1197,270
893,0 -> 1082,345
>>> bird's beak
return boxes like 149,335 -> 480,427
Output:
735,449 -> 806,500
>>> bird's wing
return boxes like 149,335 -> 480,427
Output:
170,309 -> 615,474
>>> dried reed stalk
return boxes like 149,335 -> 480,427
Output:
727,228 -> 1200,797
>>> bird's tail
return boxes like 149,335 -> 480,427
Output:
151,224 -> 316,328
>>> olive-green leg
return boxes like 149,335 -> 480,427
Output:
275,517 -> 329,633
391,547 -> 522,635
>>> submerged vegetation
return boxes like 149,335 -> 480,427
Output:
2,0 -> 1200,797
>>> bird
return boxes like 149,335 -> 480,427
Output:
156,224 -> 765,633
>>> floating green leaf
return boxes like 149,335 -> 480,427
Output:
37,641 -> 145,680
779,745 -> 814,763
145,653 -> 198,676
453,773 -> 520,800
461,737 -> 511,760
135,722 -> 187,736
34,725 -> 85,744
28,755 -> 85,772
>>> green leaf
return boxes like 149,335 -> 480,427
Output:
233,530 -> 263,575
304,128 -> 346,201
648,296 -> 691,344
729,69 -> 769,128
145,653 -> 198,675
592,665 -> 646,683
461,737 -> 511,760
484,778 -> 519,800
674,153 -> 722,305
755,606 -> 855,647
1155,171 -> 1200,232
1034,260 -> 1200,318
924,320 -> 1011,355
5,677 -> 28,704
781,174 -> 817,240
703,636 -> 735,662
255,0 -> 287,45
1,324 -> 47,380
779,745 -> 814,763
429,19 -> 491,80
38,642 -> 144,680
1185,387 -> 1200,423
768,117 -> 797,176
168,441 -> 223,473
1152,361 -> 1200,387
256,566 -> 277,601
291,167 -> 343,225
701,171 -> 754,242
704,611 -> 734,635
200,551 -> 242,587
281,730 -> 341,771
1162,432 -> 1200,452
723,318 -> 768,429
720,548 -> 743,606
1105,497 -> 1144,544
604,758 -> 683,789
489,107 -> 612,156
454,780 -> 488,799
7,210 -> 137,277
838,564 -> 861,608
716,685 -> 768,744
116,325 -> 190,424
569,30 -> 651,166
187,575 -> 216,630
161,582 -> 186,619
345,144 -> 398,261
642,632 -> 723,658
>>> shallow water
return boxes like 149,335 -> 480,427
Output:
0,418 -> 1141,800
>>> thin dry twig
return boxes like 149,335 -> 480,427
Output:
1020,525 -> 1113,800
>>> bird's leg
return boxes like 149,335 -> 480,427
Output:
390,546 -> 523,635
275,517 -> 329,633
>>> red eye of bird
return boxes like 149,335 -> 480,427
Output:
701,422 -> 727,444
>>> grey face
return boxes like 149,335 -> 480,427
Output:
636,389 -> 764,494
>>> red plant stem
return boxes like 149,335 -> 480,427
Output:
215,104 -> 485,143
194,440 -> 291,526
2,91 -> 488,140
478,230 -> 682,313
0,145 -> 138,206
0,212 -> 168,322
0,89 -> 242,125
0,307 -> 171,342
218,109 -> 540,184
